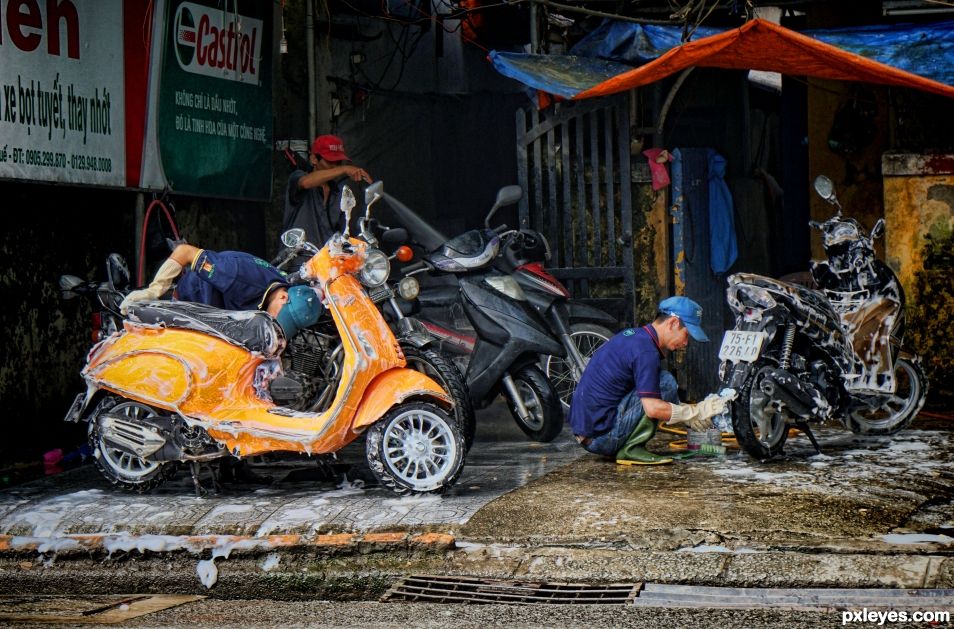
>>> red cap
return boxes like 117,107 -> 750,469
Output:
311,135 -> 350,162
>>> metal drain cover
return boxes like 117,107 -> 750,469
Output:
0,594 -> 205,624
382,575 -> 641,605
632,585 -> 954,610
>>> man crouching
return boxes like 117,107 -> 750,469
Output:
568,296 -> 727,465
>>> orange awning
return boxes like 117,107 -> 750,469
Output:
574,18 -> 954,100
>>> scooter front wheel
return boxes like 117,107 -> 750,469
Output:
401,345 -> 476,453
506,364 -> 563,442
544,322 -> 613,410
366,401 -> 465,495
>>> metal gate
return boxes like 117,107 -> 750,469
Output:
515,96 -> 635,325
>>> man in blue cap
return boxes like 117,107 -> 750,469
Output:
568,295 -> 727,465
119,243 -> 322,341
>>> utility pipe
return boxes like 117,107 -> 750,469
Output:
306,0 -> 316,140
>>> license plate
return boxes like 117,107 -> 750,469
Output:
718,330 -> 767,363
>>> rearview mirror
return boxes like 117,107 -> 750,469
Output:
281,228 -> 306,248
365,181 -> 383,208
870,218 -> 885,240
340,187 -> 356,237
813,175 -> 834,201
484,185 -> 524,228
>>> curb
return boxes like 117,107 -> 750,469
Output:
0,532 -> 456,557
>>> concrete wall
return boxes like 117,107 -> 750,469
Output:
882,153 -> 954,397
0,182 -> 269,467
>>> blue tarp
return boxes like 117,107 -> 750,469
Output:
489,19 -> 954,100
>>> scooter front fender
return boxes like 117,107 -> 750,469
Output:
568,301 -> 618,327
351,368 -> 453,432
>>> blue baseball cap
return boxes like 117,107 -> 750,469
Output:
276,285 -> 323,339
658,296 -> 709,342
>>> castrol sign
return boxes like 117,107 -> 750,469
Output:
173,2 -> 261,84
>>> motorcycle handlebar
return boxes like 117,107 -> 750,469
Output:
401,260 -> 428,275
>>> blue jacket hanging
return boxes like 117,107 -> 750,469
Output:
707,150 -> 738,274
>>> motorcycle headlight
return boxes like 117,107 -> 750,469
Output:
359,249 -> 390,288
739,285 -> 776,310
485,275 -> 526,301
397,276 -> 420,300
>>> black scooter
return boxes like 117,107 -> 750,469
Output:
379,186 -> 565,442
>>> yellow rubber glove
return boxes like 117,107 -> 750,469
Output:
667,394 -> 727,432
120,259 -> 182,315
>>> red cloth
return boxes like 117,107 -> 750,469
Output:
642,148 -> 673,191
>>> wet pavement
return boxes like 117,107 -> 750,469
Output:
1,404 -> 953,597
0,403 -> 582,538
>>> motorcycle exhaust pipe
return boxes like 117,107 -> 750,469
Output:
759,368 -> 824,420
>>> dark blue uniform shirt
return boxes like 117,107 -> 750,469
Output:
567,325 -> 664,438
176,250 -> 288,311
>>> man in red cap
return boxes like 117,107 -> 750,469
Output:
283,134 -> 372,244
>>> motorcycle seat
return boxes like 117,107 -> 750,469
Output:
127,301 -> 285,358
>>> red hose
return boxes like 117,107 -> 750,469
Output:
920,410 -> 954,421
137,198 -> 180,287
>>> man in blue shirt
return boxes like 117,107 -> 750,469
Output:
568,296 -> 726,465
119,243 -> 322,341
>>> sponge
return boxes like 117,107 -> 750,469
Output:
697,443 -> 727,456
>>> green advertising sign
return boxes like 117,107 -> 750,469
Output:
157,0 -> 272,200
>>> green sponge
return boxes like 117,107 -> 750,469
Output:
697,443 -> 726,456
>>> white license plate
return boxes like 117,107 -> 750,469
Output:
718,330 -> 767,363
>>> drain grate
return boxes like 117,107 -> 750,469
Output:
381,575 -> 641,605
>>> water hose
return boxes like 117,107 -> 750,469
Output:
137,198 -> 181,287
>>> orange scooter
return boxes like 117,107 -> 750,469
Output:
64,185 -> 465,495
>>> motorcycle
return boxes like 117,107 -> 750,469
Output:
378,186 -> 567,442
493,223 -> 617,409
64,187 -> 466,495
272,185 -> 477,452
382,186 -> 616,411
718,175 -> 928,461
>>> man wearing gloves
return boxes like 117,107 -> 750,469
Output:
568,296 -> 727,465
119,243 -> 322,342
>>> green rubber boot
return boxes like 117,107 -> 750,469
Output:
616,415 -> 673,465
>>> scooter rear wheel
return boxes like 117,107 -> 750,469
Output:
732,360 -> 790,461
506,364 -> 563,442
366,401 -> 465,495
88,395 -> 178,493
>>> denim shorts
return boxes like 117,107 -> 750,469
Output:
584,370 -> 679,457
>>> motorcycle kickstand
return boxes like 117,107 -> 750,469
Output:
189,461 -> 218,497
795,421 -> 822,454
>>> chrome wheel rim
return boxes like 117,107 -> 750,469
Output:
849,359 -> 922,430
94,401 -> 162,481
515,379 -> 545,431
382,409 -> 457,490
750,371 -> 790,449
